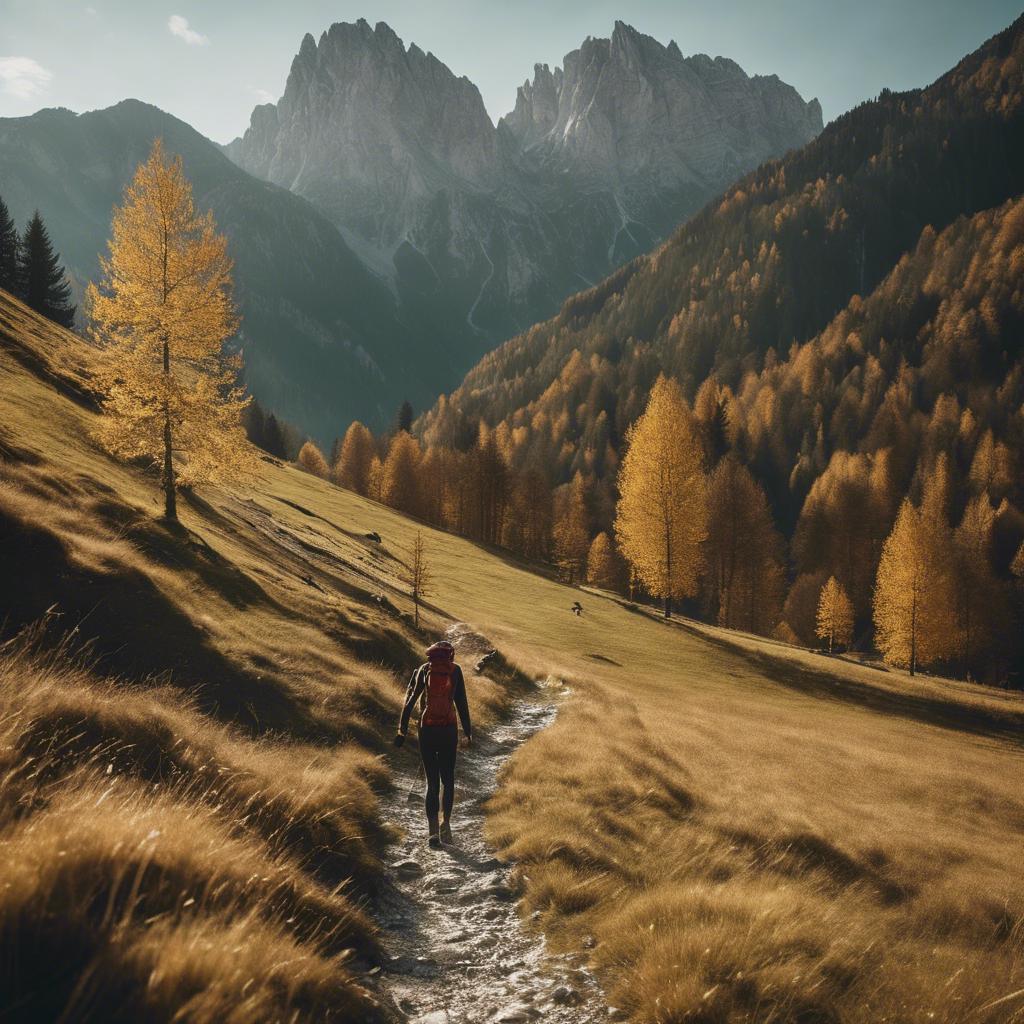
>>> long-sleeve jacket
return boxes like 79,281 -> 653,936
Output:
399,662 -> 472,737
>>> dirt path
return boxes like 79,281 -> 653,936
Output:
376,640 -> 614,1023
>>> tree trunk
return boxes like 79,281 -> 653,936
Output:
162,338 -> 176,521
909,590 -> 917,677
663,595 -> 672,619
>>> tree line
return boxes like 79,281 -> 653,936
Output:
289,353 -> 1022,684
0,195 -> 76,328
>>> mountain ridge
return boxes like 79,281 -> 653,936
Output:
225,18 -> 822,412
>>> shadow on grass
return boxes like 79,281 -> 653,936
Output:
0,505 -> 334,740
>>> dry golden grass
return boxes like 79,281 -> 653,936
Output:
3,288 -> 1024,1021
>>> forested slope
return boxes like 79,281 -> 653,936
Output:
409,15 -> 1024,681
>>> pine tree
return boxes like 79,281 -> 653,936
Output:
816,576 -> 855,653
873,489 -> 956,675
297,440 -> 329,478
553,473 -> 590,583
262,414 -> 288,460
615,375 -> 708,618
586,531 -> 625,592
381,431 -> 423,516
0,195 -> 18,294
17,211 -> 76,327
395,399 -> 414,435
405,531 -> 432,628
88,140 -> 253,520
333,421 -> 376,494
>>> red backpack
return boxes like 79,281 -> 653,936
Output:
421,646 -> 458,727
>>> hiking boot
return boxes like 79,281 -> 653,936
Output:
440,822 -> 453,845
428,834 -> 442,850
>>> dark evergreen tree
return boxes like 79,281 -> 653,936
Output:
0,196 -> 18,294
243,399 -> 268,449
262,413 -> 288,459
707,397 -> 731,466
396,399 -> 414,434
17,212 -> 76,327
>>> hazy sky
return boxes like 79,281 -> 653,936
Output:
1,0 -> 1021,143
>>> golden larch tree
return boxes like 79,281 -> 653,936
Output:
367,455 -> 385,503
381,431 -> 423,517
704,454 -> 786,634
297,440 -> 329,479
333,421 -> 375,494
405,531 -> 432,628
553,473 -> 590,583
872,489 -> 956,675
816,576 -> 855,654
615,374 -> 707,618
586,531 -> 625,592
953,496 -> 1002,678
89,139 -> 253,519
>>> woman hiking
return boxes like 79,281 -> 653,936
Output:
395,640 -> 473,848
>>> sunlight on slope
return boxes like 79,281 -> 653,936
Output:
2,287 -> 1023,1021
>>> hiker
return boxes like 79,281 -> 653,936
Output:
394,640 -> 473,848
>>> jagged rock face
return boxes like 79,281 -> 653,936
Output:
226,18 -> 822,410
504,23 -> 823,191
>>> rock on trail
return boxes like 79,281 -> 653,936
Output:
376,628 -> 611,1023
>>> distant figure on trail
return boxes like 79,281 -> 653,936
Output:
571,601 -> 583,617
394,640 -> 473,848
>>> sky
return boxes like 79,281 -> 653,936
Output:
1,0 -> 1021,143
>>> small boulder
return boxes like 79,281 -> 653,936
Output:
393,860 -> 425,880
550,985 -> 582,1007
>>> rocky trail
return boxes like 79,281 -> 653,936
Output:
375,638 -> 615,1024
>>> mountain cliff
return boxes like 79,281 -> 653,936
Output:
226,19 -> 822,385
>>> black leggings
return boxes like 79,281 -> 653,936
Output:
419,724 -> 458,820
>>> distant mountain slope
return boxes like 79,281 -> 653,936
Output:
422,12 -> 1024,489
225,19 -> 821,384
0,99 -> 414,442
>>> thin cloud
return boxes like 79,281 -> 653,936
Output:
85,5 -> 97,14
253,88 -> 275,104
168,14 -> 209,47
0,57 -> 53,100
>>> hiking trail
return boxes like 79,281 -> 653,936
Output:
376,626 -> 617,1024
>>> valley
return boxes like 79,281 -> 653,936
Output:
1,290 -> 1021,1021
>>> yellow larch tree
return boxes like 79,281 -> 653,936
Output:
953,496 -> 1002,678
367,454 -> 385,503
586,531 -> 625,592
404,531 -> 432,628
816,576 -> 855,654
872,472 -> 956,675
381,431 -> 423,517
333,420 -> 375,494
88,139 -> 253,520
553,473 -> 590,583
704,454 -> 786,633
297,440 -> 329,479
615,374 -> 708,618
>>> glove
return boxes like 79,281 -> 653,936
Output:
459,734 -> 473,750
393,732 -> 406,748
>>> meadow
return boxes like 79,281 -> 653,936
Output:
1,289 -> 1023,1021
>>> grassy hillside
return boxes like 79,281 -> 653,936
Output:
2,289 -> 1023,1022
